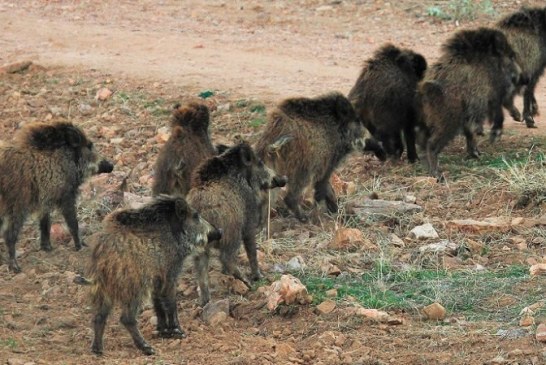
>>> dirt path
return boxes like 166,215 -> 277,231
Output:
0,0 -> 447,102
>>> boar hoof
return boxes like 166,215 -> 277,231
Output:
510,110 -> 522,122
140,344 -> 155,356
40,242 -> 53,252
525,117 -> 537,128
170,327 -> 187,339
91,345 -> 103,355
8,260 -> 21,274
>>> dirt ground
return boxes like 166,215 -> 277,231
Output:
1,0 -> 546,364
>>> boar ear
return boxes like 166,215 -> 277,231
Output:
411,54 -> 427,79
174,198 -> 189,221
239,144 -> 253,166
334,94 -> 354,125
65,126 -> 83,148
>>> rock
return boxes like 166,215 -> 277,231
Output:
404,195 -> 417,204
330,228 -> 376,251
330,173 -> 347,196
536,323 -> 546,342
446,217 -> 512,234
217,103 -> 231,112
519,315 -> 534,327
422,302 -> 446,320
390,234 -> 405,247
224,277 -> 249,295
0,60 -> 32,74
325,289 -> 338,298
149,316 -> 158,327
78,103 -> 93,116
7,358 -> 26,365
354,307 -> 389,322
321,263 -> 341,276
409,223 -> 439,240
110,137 -> 124,144
275,343 -> 296,359
387,317 -> 405,325
530,263 -> 546,277
263,274 -> 311,311
351,199 -> 423,217
202,299 -> 230,325
50,223 -> 71,244
208,311 -> 228,327
316,300 -> 336,315
155,126 -> 170,143
418,240 -> 458,255
286,256 -> 305,271
466,239 -> 485,255
95,87 -> 113,101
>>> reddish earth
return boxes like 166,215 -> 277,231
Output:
0,1 -> 546,364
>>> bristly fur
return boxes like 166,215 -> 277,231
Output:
192,142 -> 253,186
278,92 -> 355,127
498,7 -> 546,33
18,122 -> 89,150
442,27 -> 515,61
112,195 -> 188,228
170,102 -> 210,133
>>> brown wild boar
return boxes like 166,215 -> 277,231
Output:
187,142 -> 286,307
152,102 -> 216,196
349,43 -> 427,163
87,195 -> 221,355
418,27 -> 524,180
0,122 -> 112,273
255,92 -> 386,222
498,6 -> 546,128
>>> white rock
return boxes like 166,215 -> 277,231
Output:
409,223 -> 439,240
286,256 -> 305,271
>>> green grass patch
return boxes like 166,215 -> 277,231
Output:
1,337 -> 18,350
299,264 -> 540,320
249,117 -> 266,128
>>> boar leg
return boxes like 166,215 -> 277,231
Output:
91,298 -> 111,355
152,281 -> 168,335
489,104 -> 505,143
463,126 -> 480,159
314,178 -> 338,214
194,252 -> 211,307
120,300 -> 154,356
4,214 -> 24,273
243,231 -> 262,281
284,176 -> 309,223
39,213 -> 52,251
523,79 -> 539,128
403,122 -> 418,163
162,278 -> 185,338
220,246 -> 250,287
61,199 -> 85,250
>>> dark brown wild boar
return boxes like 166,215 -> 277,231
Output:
187,142 -> 286,307
255,92 -> 385,222
0,121 -> 112,273
349,44 -> 427,163
498,6 -> 546,128
86,195 -> 221,356
418,27 -> 524,180
152,102 -> 216,196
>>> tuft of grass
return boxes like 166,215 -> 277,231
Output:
427,0 -> 495,21
1,337 -> 18,350
496,152 -> 546,207
299,264 -> 538,320
249,117 -> 266,128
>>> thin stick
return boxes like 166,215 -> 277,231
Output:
267,190 -> 271,240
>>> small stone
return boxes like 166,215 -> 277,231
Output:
227,277 -> 249,295
530,263 -> 546,277
263,274 -> 310,311
536,323 -> 546,342
409,223 -> 439,240
208,311 -> 228,326
447,217 -> 512,234
275,343 -> 296,359
519,315 -> 534,327
404,195 -> 417,204
50,223 -> 71,244
149,316 -> 158,327
325,289 -> 338,298
316,300 -> 336,315
95,87 -> 113,101
422,302 -> 446,320
352,199 -> 422,216
507,349 -> 523,358
7,359 -> 26,365
110,137 -> 124,144
202,299 -> 230,325
78,103 -> 93,116
387,317 -> 404,325
286,256 -> 305,271
330,228 -> 375,251
390,234 -> 405,247
355,308 -> 389,322
418,240 -> 458,255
